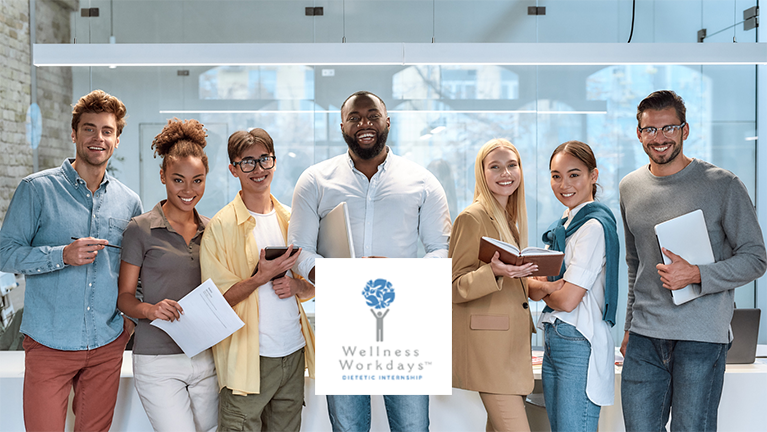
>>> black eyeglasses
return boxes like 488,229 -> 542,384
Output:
638,122 -> 686,139
232,155 -> 276,173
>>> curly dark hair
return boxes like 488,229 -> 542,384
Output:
340,90 -> 387,113
71,90 -> 127,135
151,118 -> 209,172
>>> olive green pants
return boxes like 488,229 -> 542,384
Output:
218,348 -> 305,432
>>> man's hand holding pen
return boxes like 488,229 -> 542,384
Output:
65,237 -> 118,266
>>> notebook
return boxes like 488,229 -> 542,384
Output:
478,237 -> 564,277
654,209 -> 715,305
317,202 -> 355,259
727,308 -> 761,364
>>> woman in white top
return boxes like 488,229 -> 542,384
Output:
528,141 -> 619,432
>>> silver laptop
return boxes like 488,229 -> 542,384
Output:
727,308 -> 761,364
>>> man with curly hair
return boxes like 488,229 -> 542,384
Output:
0,90 -> 142,431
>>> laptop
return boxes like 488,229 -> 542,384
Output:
727,308 -> 761,364
317,202 -> 355,259
654,210 -> 715,305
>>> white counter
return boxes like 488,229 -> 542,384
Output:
1,351 -> 766,431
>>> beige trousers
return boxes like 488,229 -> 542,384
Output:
479,392 -> 531,432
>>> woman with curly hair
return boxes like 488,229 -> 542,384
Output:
450,138 -> 537,431
117,118 -> 217,432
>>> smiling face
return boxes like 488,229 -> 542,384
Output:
71,112 -> 120,168
483,147 -> 521,208
550,152 -> 598,210
638,107 -> 689,171
340,94 -> 390,160
161,155 -> 206,214
228,142 -> 275,197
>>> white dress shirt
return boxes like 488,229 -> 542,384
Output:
538,201 -> 615,406
289,148 -> 451,280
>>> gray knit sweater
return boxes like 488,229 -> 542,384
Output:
619,158 -> 767,343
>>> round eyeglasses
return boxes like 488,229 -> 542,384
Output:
638,122 -> 686,139
232,155 -> 276,173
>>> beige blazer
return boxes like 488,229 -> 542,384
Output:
449,202 -> 534,395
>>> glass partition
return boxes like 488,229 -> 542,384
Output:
68,60 -> 757,344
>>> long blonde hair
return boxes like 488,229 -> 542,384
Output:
473,138 -> 528,249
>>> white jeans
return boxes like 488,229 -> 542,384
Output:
133,350 -> 218,432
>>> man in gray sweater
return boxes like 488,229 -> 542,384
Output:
619,90 -> 767,431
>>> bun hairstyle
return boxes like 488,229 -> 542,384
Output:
151,118 -> 209,172
549,140 -> 598,199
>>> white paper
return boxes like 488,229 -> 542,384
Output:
151,278 -> 244,357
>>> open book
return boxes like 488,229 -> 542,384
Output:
478,236 -> 564,277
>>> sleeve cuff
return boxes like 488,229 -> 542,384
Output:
563,264 -> 599,291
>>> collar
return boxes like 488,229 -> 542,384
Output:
564,200 -> 595,222
344,146 -> 393,173
646,157 -> 697,179
62,158 -> 110,190
233,192 -> 290,227
148,200 -> 205,234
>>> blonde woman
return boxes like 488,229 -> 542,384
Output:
450,139 -> 538,431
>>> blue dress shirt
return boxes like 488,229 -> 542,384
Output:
0,159 -> 142,350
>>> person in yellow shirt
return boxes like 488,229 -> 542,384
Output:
200,128 -> 315,432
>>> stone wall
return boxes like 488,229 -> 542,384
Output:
0,0 -> 76,224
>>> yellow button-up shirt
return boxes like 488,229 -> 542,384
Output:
200,192 -> 315,395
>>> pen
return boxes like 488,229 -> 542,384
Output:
70,237 -> 121,249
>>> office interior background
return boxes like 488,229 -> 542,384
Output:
1,0 -> 766,346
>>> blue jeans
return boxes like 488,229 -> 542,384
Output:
542,320 -> 601,432
621,332 -> 728,432
326,395 -> 429,432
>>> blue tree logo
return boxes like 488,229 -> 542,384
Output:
362,278 -> 395,309
362,279 -> 395,342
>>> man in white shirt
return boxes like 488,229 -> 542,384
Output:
289,91 -> 451,432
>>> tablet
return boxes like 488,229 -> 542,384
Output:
252,246 -> 299,279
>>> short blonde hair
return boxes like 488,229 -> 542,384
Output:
473,138 -> 528,248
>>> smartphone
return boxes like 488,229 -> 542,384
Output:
251,246 -> 299,279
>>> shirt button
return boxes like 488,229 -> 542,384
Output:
56,264 -> 60,268
522,302 -> 529,309
87,307 -> 90,311
89,283 -> 92,287
86,194 -> 90,198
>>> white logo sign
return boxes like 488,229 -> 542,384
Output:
315,258 -> 452,395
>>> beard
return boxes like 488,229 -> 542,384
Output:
643,139 -> 682,166
343,127 -> 388,160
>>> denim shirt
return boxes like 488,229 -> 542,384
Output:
0,159 -> 142,350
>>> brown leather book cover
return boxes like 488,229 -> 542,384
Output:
477,237 -> 564,277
